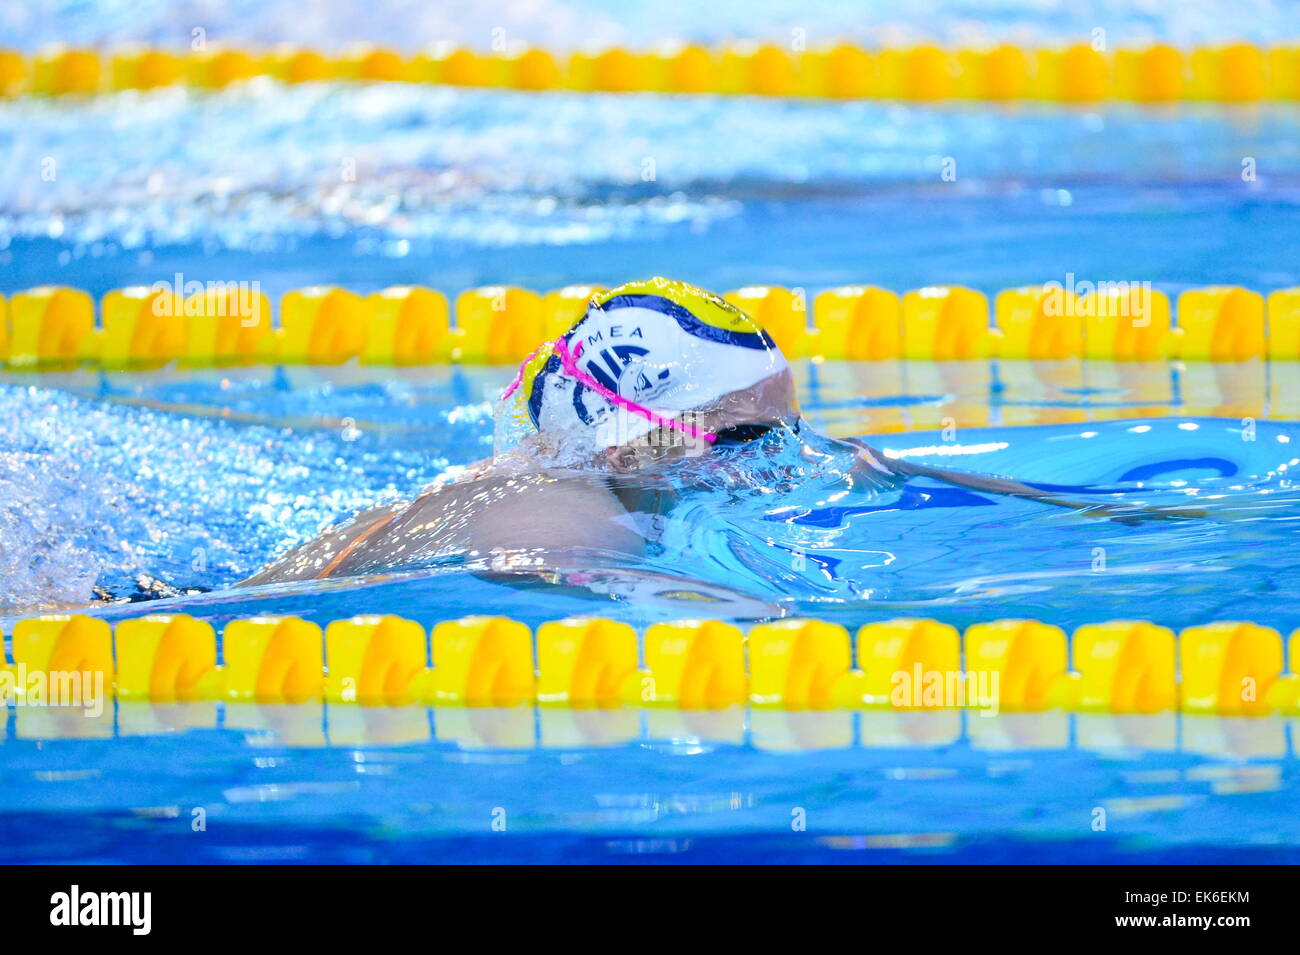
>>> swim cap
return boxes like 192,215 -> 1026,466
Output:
502,277 -> 788,452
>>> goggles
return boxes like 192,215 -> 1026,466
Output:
505,336 -> 798,451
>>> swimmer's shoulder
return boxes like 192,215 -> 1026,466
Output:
400,466 -> 645,557
239,498 -> 407,586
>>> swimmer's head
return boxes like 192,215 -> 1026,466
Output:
602,368 -> 800,472
500,277 -> 799,469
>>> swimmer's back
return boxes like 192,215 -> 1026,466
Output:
239,469 -> 644,585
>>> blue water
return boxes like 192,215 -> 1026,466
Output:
2,0 -> 1300,864
5,0 -> 1299,53
2,708 -> 1297,864
1,371 -> 1297,863
2,368 -> 1296,633
4,91 -> 1300,300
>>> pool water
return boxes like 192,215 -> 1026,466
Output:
5,89 -> 1300,301
3,0 -> 1300,864
2,708 -> 1297,864
0,367 -> 1297,863
2,361 -> 1300,628
1,366 -> 1296,631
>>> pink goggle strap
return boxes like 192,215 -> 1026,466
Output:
500,342 -> 547,401
504,336 -> 716,444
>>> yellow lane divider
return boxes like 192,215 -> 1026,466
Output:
2,612 -> 1297,715
2,283 -> 1298,368
3,42 -> 1300,102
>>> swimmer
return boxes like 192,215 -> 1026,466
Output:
240,277 -> 1203,586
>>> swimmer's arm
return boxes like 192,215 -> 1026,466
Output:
237,500 -> 407,586
843,438 -> 1208,522
879,452 -> 1086,506
418,431 -> 573,493
317,470 -> 647,579
454,471 -> 647,559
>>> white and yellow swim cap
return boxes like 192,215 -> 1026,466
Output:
501,277 -> 788,452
